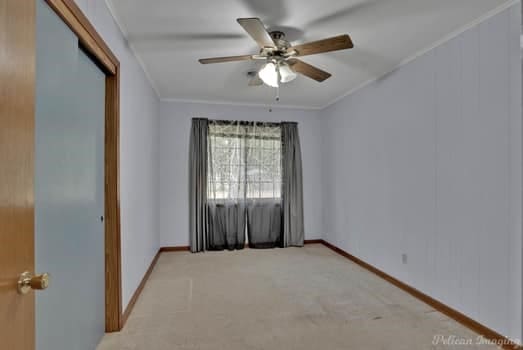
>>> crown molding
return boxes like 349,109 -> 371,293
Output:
160,97 -> 322,111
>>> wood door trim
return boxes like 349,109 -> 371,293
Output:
45,0 -> 117,74
104,72 -> 122,332
43,0 -> 122,332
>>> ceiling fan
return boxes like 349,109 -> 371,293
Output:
198,17 -> 353,87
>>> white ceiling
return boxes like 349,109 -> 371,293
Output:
107,0 -> 514,109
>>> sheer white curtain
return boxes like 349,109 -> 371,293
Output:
207,120 -> 283,249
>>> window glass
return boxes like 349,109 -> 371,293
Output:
208,121 -> 282,200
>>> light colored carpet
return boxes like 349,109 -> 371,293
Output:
97,244 -> 500,350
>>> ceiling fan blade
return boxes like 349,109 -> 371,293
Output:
288,59 -> 331,82
291,34 -> 353,57
199,55 -> 254,64
248,75 -> 263,86
237,18 -> 276,48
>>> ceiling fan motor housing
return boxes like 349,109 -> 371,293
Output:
270,31 -> 286,41
199,18 -> 353,85
263,31 -> 292,57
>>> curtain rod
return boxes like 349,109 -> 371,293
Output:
210,119 -> 281,127
191,118 -> 298,127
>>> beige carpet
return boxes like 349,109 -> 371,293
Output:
97,244 -> 500,350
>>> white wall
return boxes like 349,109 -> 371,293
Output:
72,0 -> 161,309
321,4 -> 522,342
159,101 -> 323,247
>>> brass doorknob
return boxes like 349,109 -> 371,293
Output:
17,271 -> 50,295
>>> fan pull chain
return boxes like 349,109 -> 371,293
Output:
276,63 -> 281,102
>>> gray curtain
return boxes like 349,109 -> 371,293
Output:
281,122 -> 304,247
207,121 -> 283,250
247,199 -> 282,248
207,201 -> 246,250
189,118 -> 208,252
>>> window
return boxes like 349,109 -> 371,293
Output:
207,121 -> 282,200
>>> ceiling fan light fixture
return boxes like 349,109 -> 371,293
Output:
279,62 -> 297,83
198,18 -> 353,87
259,62 -> 279,88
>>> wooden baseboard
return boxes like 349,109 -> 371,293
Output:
318,239 -> 521,350
159,246 -> 190,252
120,251 -> 161,327
121,246 -> 190,326
304,239 -> 323,244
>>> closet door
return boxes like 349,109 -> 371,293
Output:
35,0 -> 106,349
